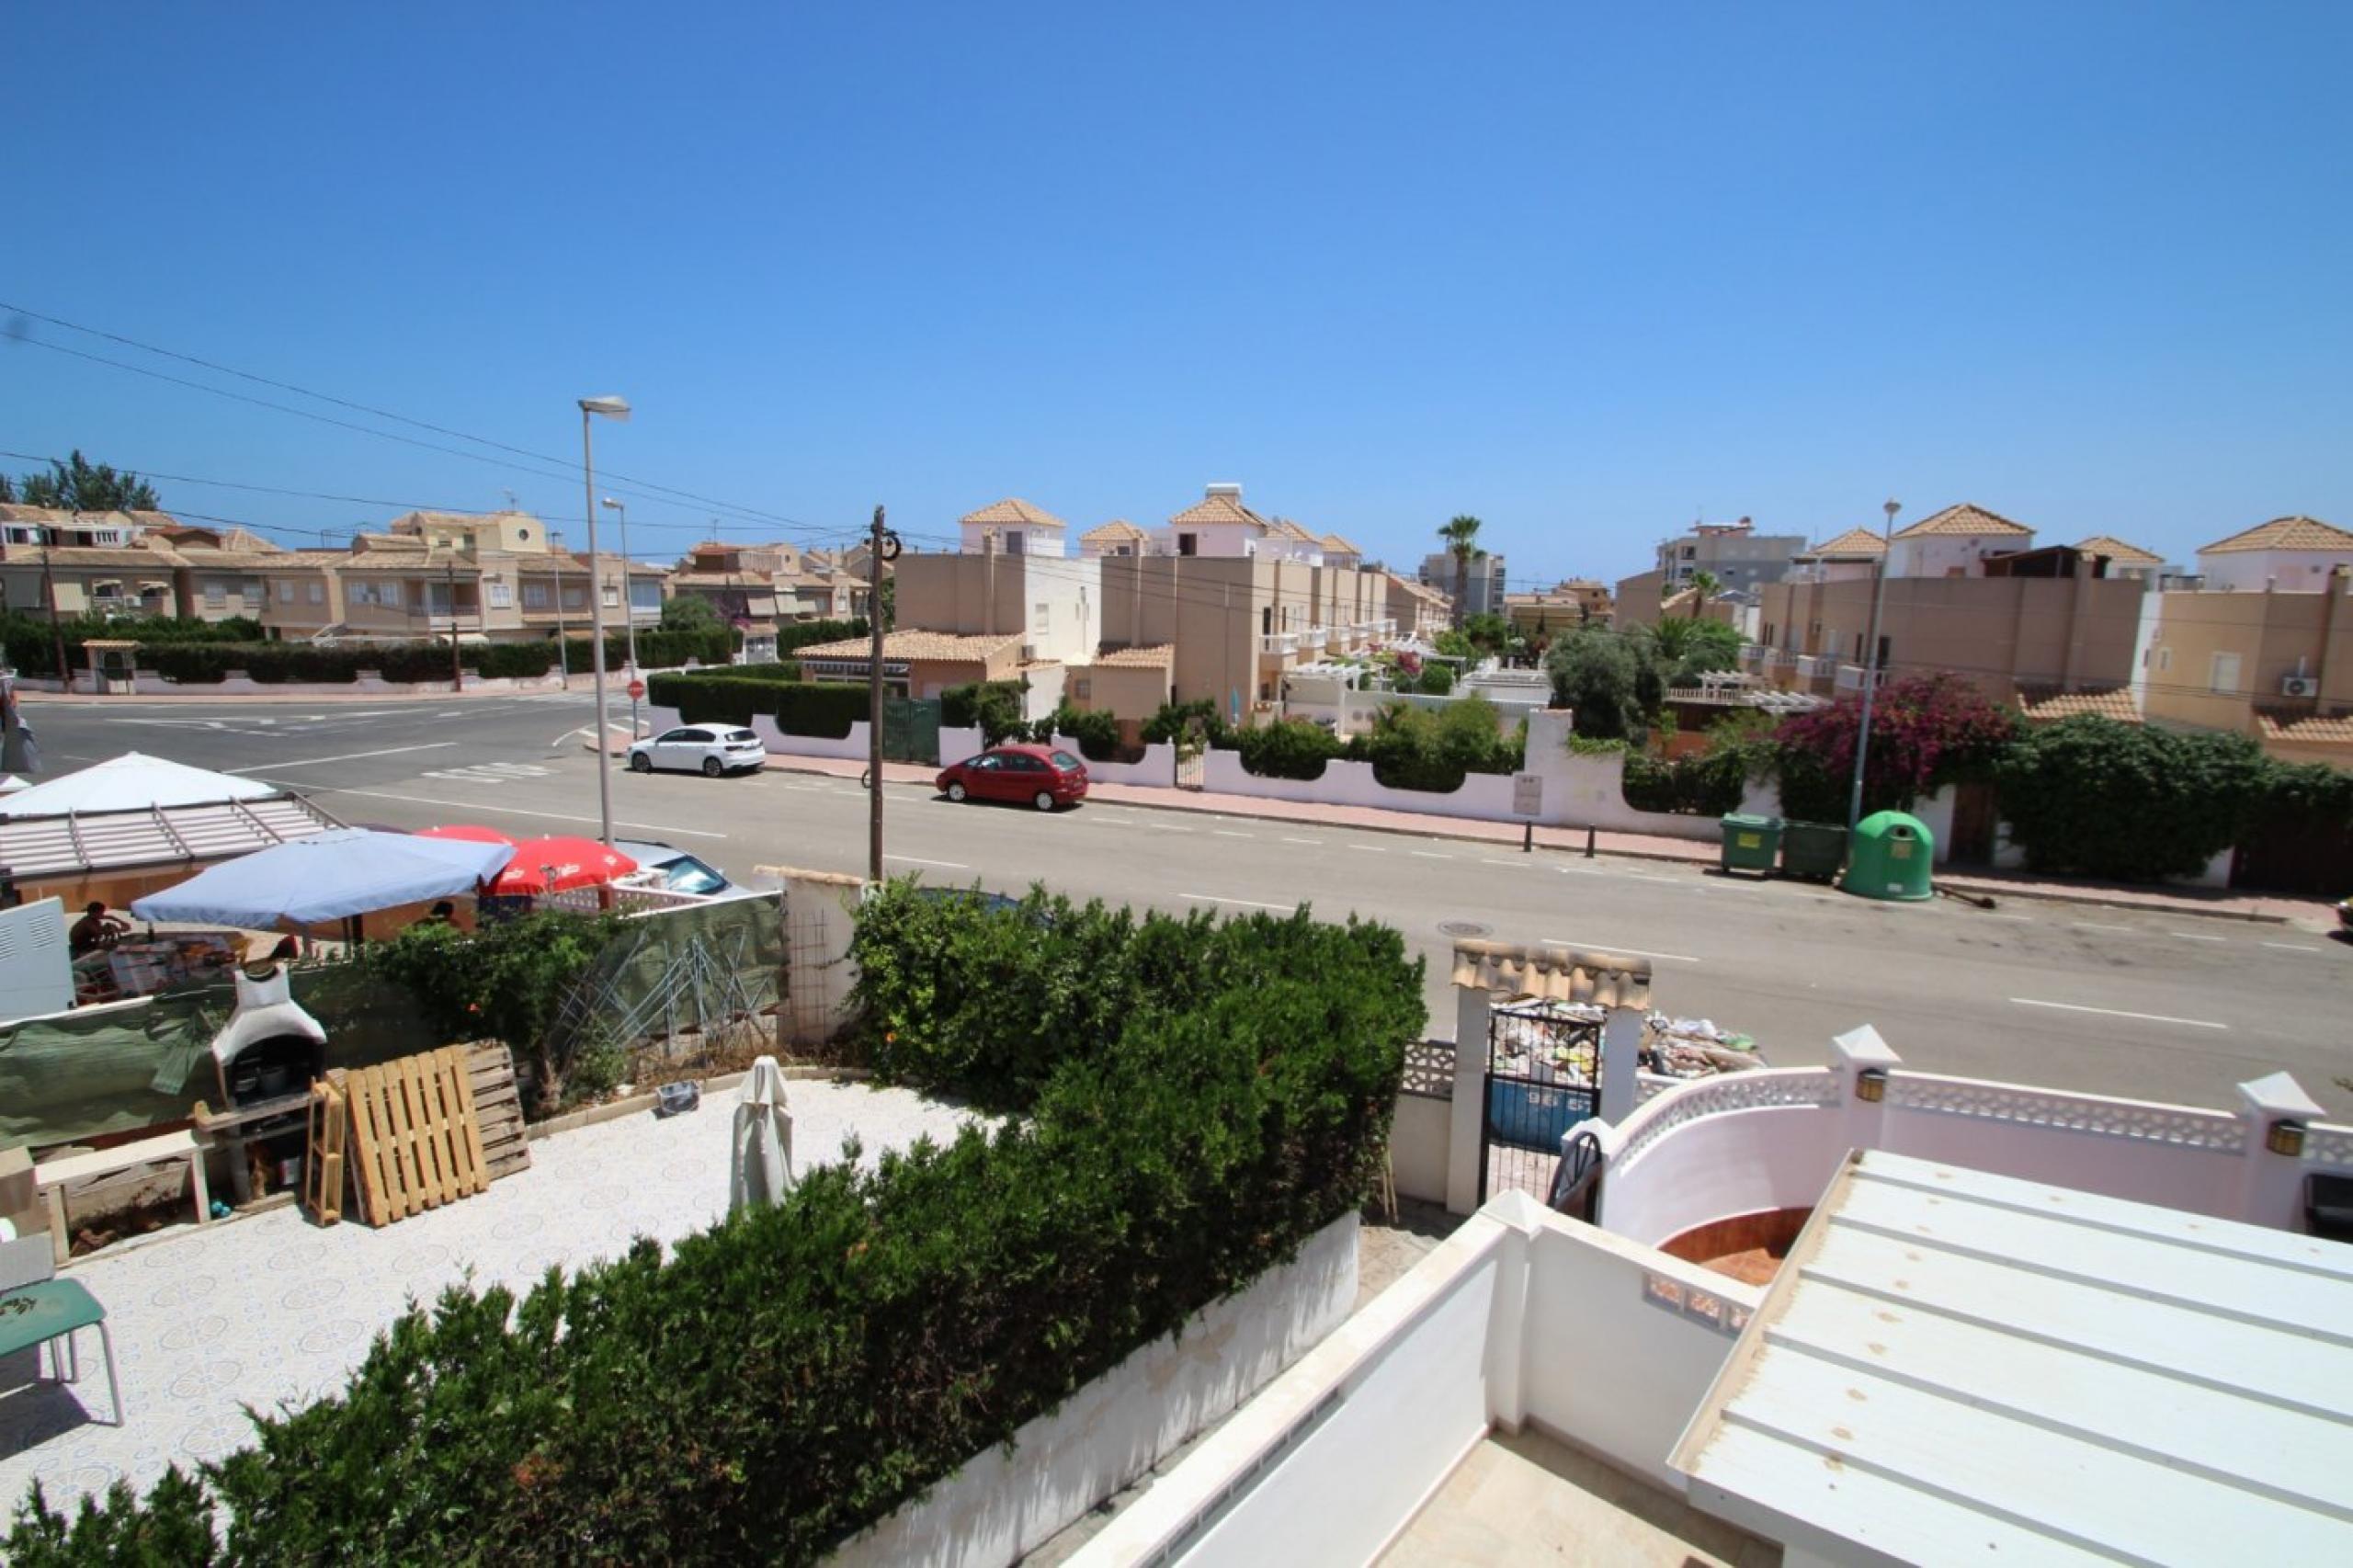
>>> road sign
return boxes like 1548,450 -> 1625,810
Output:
1513,771 -> 1544,817
625,678 -> 646,700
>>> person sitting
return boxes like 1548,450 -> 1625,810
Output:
69,901 -> 130,957
425,901 -> 457,926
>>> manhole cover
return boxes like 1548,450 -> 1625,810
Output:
1438,920 -> 1493,939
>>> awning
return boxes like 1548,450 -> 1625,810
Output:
131,829 -> 515,928
0,753 -> 282,819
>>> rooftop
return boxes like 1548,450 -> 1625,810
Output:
1890,503 -> 2033,540
1088,643 -> 1175,668
2256,708 -> 2353,746
2200,514 -> 2353,554
2018,686 -> 2143,724
1080,519 -> 1149,544
1800,527 -> 1888,557
795,630 -> 1026,662
961,497 -> 1068,531
1320,534 -> 1362,555
1169,491 -> 1272,529
2074,532 -> 2165,565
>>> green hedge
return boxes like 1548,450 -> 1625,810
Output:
939,679 -> 1028,744
558,626 -> 733,673
1995,717 -> 2270,881
1216,716 -> 1344,779
642,671 -> 870,737
1,613 -> 266,677
1622,749 -> 1750,816
1345,699 -> 1522,793
774,617 -> 869,656
9,885 -> 1421,1564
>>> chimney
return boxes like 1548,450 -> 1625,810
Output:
1206,483 -> 1243,501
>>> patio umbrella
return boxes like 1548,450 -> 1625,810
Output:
483,836 -> 638,898
729,1054 -> 795,1213
415,824 -> 516,845
129,828 -> 516,928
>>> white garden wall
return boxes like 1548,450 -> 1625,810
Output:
834,1214 -> 1360,1568
1051,734 -> 1177,786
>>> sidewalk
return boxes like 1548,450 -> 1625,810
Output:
773,753 -> 2338,928
17,682 -> 581,707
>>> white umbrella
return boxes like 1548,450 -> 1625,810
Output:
729,1055 -> 795,1212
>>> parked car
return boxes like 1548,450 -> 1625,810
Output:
628,725 -> 767,777
613,839 -> 734,896
935,744 -> 1089,811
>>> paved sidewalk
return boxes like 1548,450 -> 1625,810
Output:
17,682 -> 581,707
774,753 -> 2337,928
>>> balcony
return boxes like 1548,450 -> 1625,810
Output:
1300,626 -> 1330,652
1835,662 -> 1867,692
1257,631 -> 1300,656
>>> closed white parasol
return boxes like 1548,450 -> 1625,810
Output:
729,1055 -> 795,1212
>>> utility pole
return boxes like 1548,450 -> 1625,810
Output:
444,557 -> 464,692
1847,498 -> 1902,833
44,516 -> 71,694
867,505 -> 887,885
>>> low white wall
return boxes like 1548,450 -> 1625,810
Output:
1202,749 -> 1526,824
1390,1095 -> 1452,1206
1600,1098 -> 1848,1249
748,714 -> 872,761
938,724 -> 985,763
1052,735 -> 1176,787
773,869 -> 864,1043
836,1213 -> 1360,1568
59,671 -> 574,699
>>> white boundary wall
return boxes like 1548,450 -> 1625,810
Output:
1051,734 -> 1177,786
835,1214 -> 1360,1568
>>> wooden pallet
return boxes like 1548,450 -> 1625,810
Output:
463,1043 -> 532,1183
342,1048 -> 490,1226
304,1078 -> 347,1225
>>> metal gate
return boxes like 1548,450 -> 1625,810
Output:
881,697 -> 942,766
1479,998 -> 1604,1205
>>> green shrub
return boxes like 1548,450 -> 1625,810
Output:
1046,701 -> 1127,762
770,682 -> 870,738
1342,697 -> 1519,792
1141,699 -> 1228,749
559,627 -> 733,674
1621,750 -> 1749,815
9,888 -> 1422,1565
939,679 -> 1028,744
642,673 -> 869,736
1219,716 -> 1345,779
775,618 -> 869,656
1413,663 -> 1456,696
1995,717 -> 2269,881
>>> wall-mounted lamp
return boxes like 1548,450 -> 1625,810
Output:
2267,1119 -> 2307,1157
1856,1067 -> 1888,1103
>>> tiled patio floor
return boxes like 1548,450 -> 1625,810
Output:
0,1080 -> 983,1511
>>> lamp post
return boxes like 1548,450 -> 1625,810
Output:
1847,498 -> 1901,833
579,396 -> 631,847
601,495 -> 640,742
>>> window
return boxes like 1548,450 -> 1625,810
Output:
1073,677 -> 1091,701
1876,635 -> 1890,670
523,583 -> 549,608
601,583 -> 620,608
629,580 -> 660,611
277,580 -> 296,603
1177,532 -> 1199,557
243,578 -> 265,603
2209,651 -> 2242,695
204,579 -> 226,607
563,586 -> 586,609
350,580 -> 403,608
488,581 -> 513,608
1004,530 -> 1025,556
2154,646 -> 2172,673
1033,602 -> 1050,634
1262,607 -> 1273,635
306,581 -> 324,605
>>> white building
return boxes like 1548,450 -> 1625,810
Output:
2194,514 -> 2353,593
1077,520 -> 1148,559
1148,484 -> 1326,563
1786,525 -> 1886,585
1653,517 -> 1805,593
1883,501 -> 2034,578
959,497 -> 1069,559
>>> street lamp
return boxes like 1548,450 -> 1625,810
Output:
601,494 -> 641,743
1847,497 -> 1902,833
579,395 -> 631,847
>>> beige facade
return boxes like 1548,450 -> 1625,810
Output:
321,512 -> 663,646
1064,658 -> 1172,719
0,508 -> 300,625
2143,574 -> 2353,763
1613,569 -> 1665,628
261,552 -> 344,638
793,630 -> 1027,699
1506,581 -> 1612,640
1756,571 -> 2149,704
1095,556 -> 1393,716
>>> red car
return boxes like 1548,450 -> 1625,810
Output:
936,744 -> 1089,811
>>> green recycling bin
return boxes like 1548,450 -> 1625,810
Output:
1780,821 -> 1848,881
1718,813 -> 1782,876
1841,810 -> 1935,901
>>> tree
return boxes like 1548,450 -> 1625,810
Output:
1461,611 -> 1513,657
15,449 -> 161,512
0,473 -> 13,503
1650,616 -> 1742,686
1438,514 -> 1483,630
1685,569 -> 1722,619
659,594 -> 722,632
1772,672 -> 2017,821
1543,625 -> 1666,741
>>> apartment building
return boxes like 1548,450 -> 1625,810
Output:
1505,579 -> 1612,640
1786,527 -> 1886,584
1416,549 -> 1507,619
323,510 -> 663,648
1097,553 -> 1393,716
959,497 -> 1068,558
1653,517 -> 1804,592
261,551 -> 345,640
2140,517 -> 2353,765
1078,520 -> 1148,559
0,506 -> 301,624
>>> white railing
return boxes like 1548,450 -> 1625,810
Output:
2304,1122 -> 2353,1171
1258,631 -> 1300,655
1882,1073 -> 2248,1153
1610,1067 -> 1843,1173
1301,626 -> 1329,651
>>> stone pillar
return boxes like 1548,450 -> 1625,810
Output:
1446,984 -> 1491,1216
1597,1006 -> 1644,1124
1830,1024 -> 1900,1155
2234,1071 -> 2325,1232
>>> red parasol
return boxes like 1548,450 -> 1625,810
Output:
415,824 -> 517,845
484,836 -> 639,897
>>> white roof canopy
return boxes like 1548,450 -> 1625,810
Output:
0,753 -> 280,819
1673,1150 -> 2353,1562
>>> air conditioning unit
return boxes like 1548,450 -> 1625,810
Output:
2281,676 -> 2319,699
1019,643 -> 1038,663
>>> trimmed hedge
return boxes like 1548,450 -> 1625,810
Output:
775,617 -> 869,656
939,679 -> 1028,744
1995,716 -> 2270,881
8,884 -> 1420,1565
642,671 -> 870,737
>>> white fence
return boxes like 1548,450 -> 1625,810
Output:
1050,734 -> 1176,786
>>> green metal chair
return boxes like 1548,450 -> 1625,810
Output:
0,1234 -> 123,1426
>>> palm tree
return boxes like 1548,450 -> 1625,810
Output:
1686,568 -> 1722,619
1438,515 -> 1483,630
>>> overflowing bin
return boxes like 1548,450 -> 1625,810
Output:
1779,821 -> 1849,881
1718,813 -> 1783,876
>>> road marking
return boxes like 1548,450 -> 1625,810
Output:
267,784 -> 728,838
225,742 -> 459,774
887,854 -> 968,869
1626,874 -> 1682,885
2070,921 -> 2136,934
2009,997 -> 2228,1030
1186,893 -> 1294,912
437,710 -> 463,718
1543,937 -> 1700,964
2168,931 -> 2227,944
1976,913 -> 2034,923
2261,941 -> 2324,953
1481,858 -> 1529,868
1559,866 -> 1607,876
1279,835 -> 1324,846
1410,850 -> 1453,860
1212,830 -> 1255,839
1347,844 -> 1386,853
1147,821 -> 1194,832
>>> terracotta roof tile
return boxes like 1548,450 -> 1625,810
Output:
1081,519 -> 1149,543
960,497 -> 1067,530
2073,534 -> 2165,566
1169,493 -> 1270,529
1320,534 -> 1363,554
1803,527 -> 1889,556
2018,687 -> 2143,723
2256,708 -> 2353,745
1891,503 -> 2034,540
1088,643 -> 1174,668
794,631 -> 1025,662
2199,515 -> 2353,555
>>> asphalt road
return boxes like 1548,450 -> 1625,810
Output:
31,692 -> 2353,1119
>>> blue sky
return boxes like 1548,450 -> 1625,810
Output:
4,2 -> 2347,584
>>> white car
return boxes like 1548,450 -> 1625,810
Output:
627,724 -> 768,778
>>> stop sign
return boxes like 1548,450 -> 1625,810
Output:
626,677 -> 646,700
